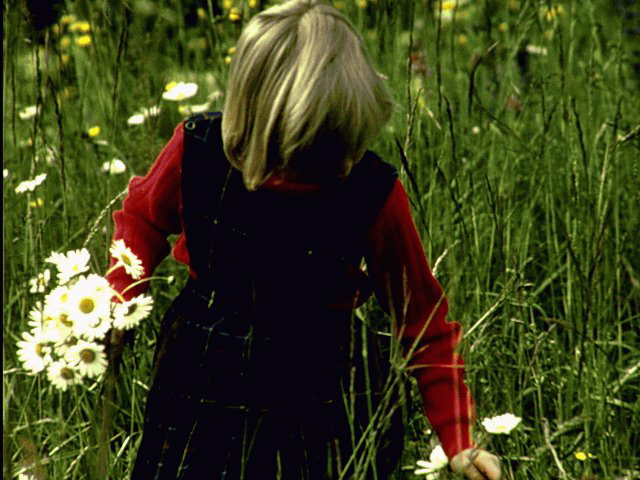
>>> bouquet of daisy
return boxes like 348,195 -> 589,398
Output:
17,240 -> 153,391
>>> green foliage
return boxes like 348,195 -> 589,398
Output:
3,0 -> 639,478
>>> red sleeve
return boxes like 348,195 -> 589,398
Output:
365,179 -> 476,460
106,123 -> 186,300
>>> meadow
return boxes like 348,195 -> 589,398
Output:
3,0 -> 639,478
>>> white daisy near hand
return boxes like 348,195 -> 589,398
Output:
49,248 -> 91,284
162,81 -> 198,101
16,329 -> 54,374
109,239 -> 144,279
414,445 -> 449,477
482,413 -> 522,435
29,269 -> 51,293
47,360 -> 83,391
64,340 -> 108,378
113,294 -> 154,330
67,274 -> 113,340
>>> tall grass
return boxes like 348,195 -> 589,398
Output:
4,0 -> 639,478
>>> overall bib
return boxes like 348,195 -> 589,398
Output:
131,113 -> 406,479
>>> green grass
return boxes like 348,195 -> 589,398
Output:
3,0 -> 639,478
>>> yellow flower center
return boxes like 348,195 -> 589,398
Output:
79,297 -> 95,314
60,313 -> 73,327
122,254 -> 131,266
126,303 -> 138,317
60,367 -> 74,380
80,349 -> 96,363
35,343 -> 45,357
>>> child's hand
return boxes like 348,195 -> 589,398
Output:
449,447 -> 502,479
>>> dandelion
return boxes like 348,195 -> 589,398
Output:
228,7 -> 242,22
29,198 -> 44,208
482,413 -> 522,434
17,329 -> 53,374
15,173 -> 47,194
575,452 -> 595,461
102,159 -> 127,175
60,36 -> 71,48
19,105 -> 39,120
47,360 -> 83,390
69,21 -> 91,33
60,14 -> 77,25
223,0 -> 233,9
110,239 -> 144,279
67,274 -> 112,340
225,56 -> 232,65
127,113 -> 145,126
64,341 -> 107,378
75,35 -> 92,47
414,445 -> 448,478
29,269 -> 51,293
113,294 -> 154,330
162,82 -> 198,101
87,125 -> 100,137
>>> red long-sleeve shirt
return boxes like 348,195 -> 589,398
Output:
107,123 -> 476,460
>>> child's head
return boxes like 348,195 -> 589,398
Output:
222,0 -> 393,189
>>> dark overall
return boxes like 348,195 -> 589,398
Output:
131,113 -> 405,479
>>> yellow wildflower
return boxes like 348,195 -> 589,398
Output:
228,46 -> 236,55
60,36 -> 71,48
249,0 -> 259,8
61,54 -> 71,66
197,8 -> 207,20
225,56 -> 232,65
60,14 -> 77,25
223,0 -> 233,10
87,126 -> 100,137
75,35 -> 92,47
29,198 -> 45,208
574,451 -> 595,461
52,24 -> 61,34
228,7 -> 241,22
498,22 -> 508,32
333,1 -> 345,10
357,0 -> 367,8
69,21 -> 91,33
457,34 -> 468,45
507,0 -> 519,11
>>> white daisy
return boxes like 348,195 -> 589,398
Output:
525,44 -> 548,56
113,294 -> 154,330
42,286 -> 75,341
3,169 -> 8,179
142,105 -> 162,117
162,81 -> 198,101
47,360 -> 83,391
29,268 -> 51,293
109,239 -> 144,279
16,329 -> 53,374
178,102 -> 210,116
127,113 -> 145,126
28,301 -> 67,343
19,105 -> 40,120
64,340 -> 107,378
414,445 -> 448,477
101,158 -> 126,175
50,248 -> 91,284
14,173 -> 47,194
67,274 -> 112,340
482,413 -> 522,434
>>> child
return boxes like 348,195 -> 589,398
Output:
108,0 -> 501,478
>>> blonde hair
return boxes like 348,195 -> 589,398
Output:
221,0 -> 393,190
